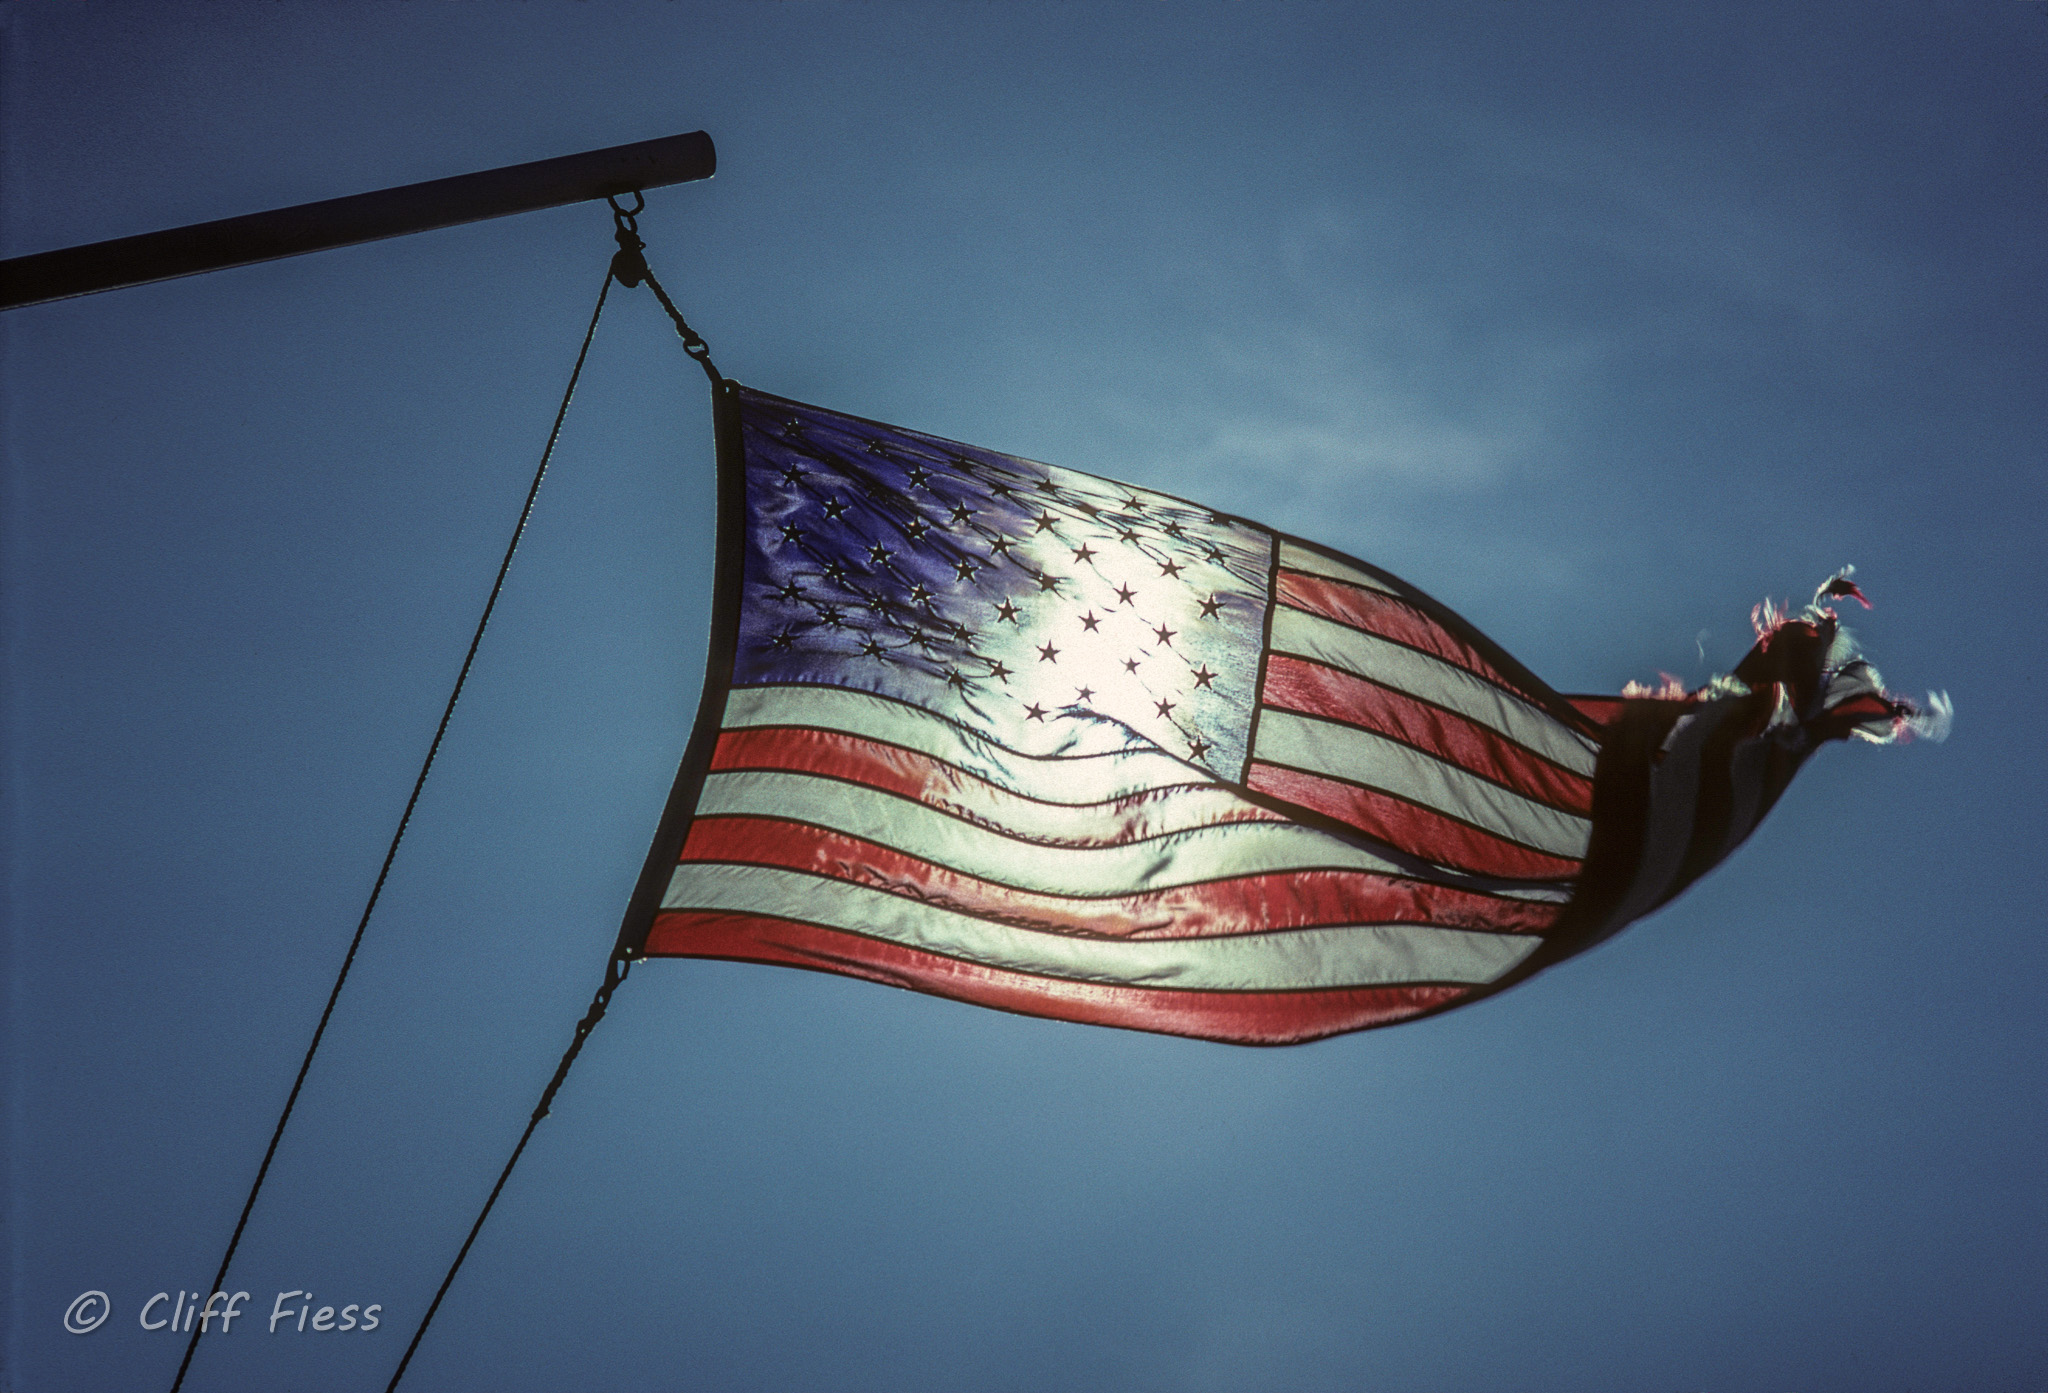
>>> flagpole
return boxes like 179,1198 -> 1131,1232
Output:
0,130 -> 714,310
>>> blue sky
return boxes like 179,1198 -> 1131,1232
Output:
4,3 -> 2044,1390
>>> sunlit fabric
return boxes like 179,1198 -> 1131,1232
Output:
627,384 -> 1942,1044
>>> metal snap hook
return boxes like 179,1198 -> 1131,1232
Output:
606,191 -> 648,286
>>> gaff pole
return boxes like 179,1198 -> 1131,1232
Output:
0,130 -> 714,310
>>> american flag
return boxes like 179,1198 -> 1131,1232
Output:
616,384 -> 1941,1045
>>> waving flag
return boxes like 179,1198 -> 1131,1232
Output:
614,383 -> 1944,1045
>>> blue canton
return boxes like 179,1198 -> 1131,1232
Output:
732,390 -> 1275,777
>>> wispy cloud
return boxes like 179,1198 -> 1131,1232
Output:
1084,237 -> 1599,523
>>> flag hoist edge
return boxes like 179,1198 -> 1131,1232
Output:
609,379 -> 1944,1045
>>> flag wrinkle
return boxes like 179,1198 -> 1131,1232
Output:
710,728 -> 1272,840
724,685 -> 1217,795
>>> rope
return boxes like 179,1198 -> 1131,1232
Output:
383,956 -> 631,1393
379,199 -> 719,1393
607,193 -> 722,385
167,265 -> 615,1393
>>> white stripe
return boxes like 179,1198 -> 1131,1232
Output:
696,769 -> 1424,893
662,863 -> 1543,990
1716,689 -> 1794,864
705,764 -> 1270,848
1718,732 -> 1771,866
1252,710 -> 1592,860
1496,882 -> 1573,904
1277,541 -> 1398,595
1268,607 -> 1598,775
1600,700 -> 1744,929
722,684 -> 1200,803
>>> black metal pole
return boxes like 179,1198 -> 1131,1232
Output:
0,130 -> 714,311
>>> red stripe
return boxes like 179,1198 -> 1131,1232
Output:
711,726 -> 1283,845
1827,693 -> 1895,718
1276,570 -> 1522,693
1246,761 -> 1582,880
644,911 -> 1474,1045
1566,695 -> 1629,728
679,817 -> 1562,937
1260,654 -> 1594,815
